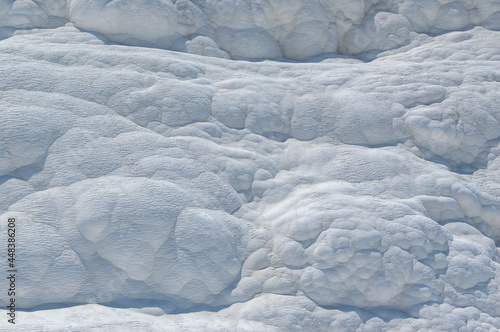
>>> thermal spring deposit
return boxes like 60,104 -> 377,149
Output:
1,0 -> 500,331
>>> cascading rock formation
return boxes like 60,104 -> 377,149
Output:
1,0 -> 500,331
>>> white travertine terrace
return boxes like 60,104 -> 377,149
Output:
0,1 -> 500,331
0,0 -> 499,59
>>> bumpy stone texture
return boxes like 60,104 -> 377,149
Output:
0,25 -> 500,330
0,0 -> 500,59
0,1 -> 500,331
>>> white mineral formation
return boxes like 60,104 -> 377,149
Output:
0,0 -> 500,331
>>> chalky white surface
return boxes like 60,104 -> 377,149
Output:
0,1 -> 500,331
1,0 -> 500,59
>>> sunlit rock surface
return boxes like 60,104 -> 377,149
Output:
1,0 -> 500,331
1,0 -> 500,59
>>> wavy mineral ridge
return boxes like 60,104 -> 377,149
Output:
1,0 -> 500,331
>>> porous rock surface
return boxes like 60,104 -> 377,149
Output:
0,1 -> 500,331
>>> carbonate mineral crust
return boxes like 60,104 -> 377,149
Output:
0,0 -> 500,331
